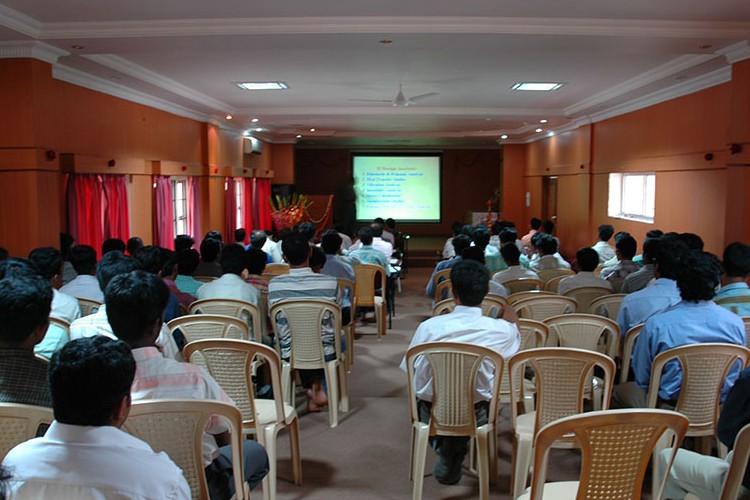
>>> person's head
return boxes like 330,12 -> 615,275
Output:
491,221 -> 503,236
722,242 -> 750,279
106,270 -> 170,344
499,227 -> 518,245
173,234 -> 194,253
613,231 -> 631,244
68,245 -> 97,275
676,250 -> 722,301
204,230 -> 223,243
642,237 -> 661,264
0,248 -> 7,261
234,228 -> 247,244
127,236 -> 144,256
59,232 -> 75,259
530,231 -> 545,251
101,238 -> 126,256
451,234 -> 472,255
541,219 -> 555,234
370,223 -> 384,238
450,259 -> 489,307
160,250 -> 178,279
472,227 -> 490,250
133,245 -> 169,275
500,242 -> 521,266
250,230 -> 268,249
199,237 -> 222,263
645,229 -> 664,239
219,244 -> 246,276
49,337 -> 135,427
655,235 -> 689,280
310,246 -> 327,272
598,224 -> 614,242
530,217 -> 542,230
176,249 -> 200,276
27,247 -> 63,285
385,218 -> 396,230
245,248 -> 267,275
321,229 -> 342,255
576,247 -> 600,272
678,232 -> 704,251
358,226 -> 374,246
96,251 -> 141,292
281,234 -> 311,266
461,246 -> 486,265
615,235 -> 638,260
0,264 -> 51,347
461,224 -> 475,237
298,222 -> 317,242
451,221 -> 463,237
538,233 -> 558,256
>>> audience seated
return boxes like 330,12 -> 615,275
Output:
161,251 -> 196,310
376,217 -> 395,245
101,238 -> 126,255
60,245 -> 104,302
349,223 -> 394,258
462,247 -> 508,297
0,259 -> 53,407
592,224 -> 616,264
612,248 -> 746,408
174,248 -> 203,295
442,221 -> 463,259
492,243 -> 539,284
400,259 -> 520,485
334,222 -> 353,253
529,233 -> 570,271
320,230 -> 355,325
134,245 -> 181,321
473,226 -> 504,273
520,217 -> 541,255
249,230 -> 272,263
425,234 -> 471,299
1,336 -> 190,498
244,247 -> 268,292
59,233 -> 77,286
621,235 -> 660,293
557,247 -> 613,295
234,228 -> 247,247
600,234 -> 640,280
714,242 -> 750,316
173,234 -> 194,253
309,246 -> 327,273
126,236 -> 144,256
196,245 -> 260,307
108,270 -> 269,497
194,237 -> 223,278
348,226 -> 389,270
260,230 -> 284,263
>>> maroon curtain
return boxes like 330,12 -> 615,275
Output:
187,176 -> 202,241
101,174 -> 130,242
254,177 -> 272,231
223,177 -> 237,238
153,175 -> 174,248
67,174 -> 104,257
243,177 -> 254,234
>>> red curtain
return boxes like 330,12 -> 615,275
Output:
243,177 -> 254,234
67,174 -> 110,257
153,175 -> 174,248
254,177 -> 272,231
101,174 -> 130,242
223,177 -> 237,238
187,176 -> 202,240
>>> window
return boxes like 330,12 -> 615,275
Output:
608,173 -> 655,223
235,178 -> 244,230
171,177 -> 188,236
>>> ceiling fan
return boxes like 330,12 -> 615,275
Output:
350,84 -> 439,107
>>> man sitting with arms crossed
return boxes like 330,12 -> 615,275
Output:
401,259 -> 520,485
108,270 -> 269,499
2,336 -> 190,499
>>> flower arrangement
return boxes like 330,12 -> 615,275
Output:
270,193 -> 312,229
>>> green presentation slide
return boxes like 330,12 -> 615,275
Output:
353,155 -> 441,222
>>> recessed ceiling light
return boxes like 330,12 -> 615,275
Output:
511,82 -> 564,91
235,82 -> 288,91
296,134 -> 302,139
225,114 -> 233,120
535,128 -> 543,133
547,131 -> 555,137
310,128 -> 316,132
540,119 -> 548,124
500,134 -> 508,140
251,118 -> 259,123
242,131 -> 250,136
255,128 -> 262,132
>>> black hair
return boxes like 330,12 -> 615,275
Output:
645,229 -> 664,239
68,245 -> 97,275
461,246 -> 486,265
450,259 -> 489,307
655,236 -> 689,280
451,221 -> 463,236
310,246 -> 327,270
127,236 -> 144,256
541,220 -> 555,234
678,232 -> 704,251
385,218 -> 396,229
530,231 -> 545,248
102,238 -> 126,255
499,227 -> 518,245
298,222 -> 317,242
27,246 -> 62,281
282,234 -> 311,266
370,223 -> 384,238
134,245 -> 169,275
491,221 -> 503,236
500,242 -> 521,265
96,251 -> 141,291
530,217 -> 542,230
472,227 -> 490,250
576,247 -> 599,272
173,234 -> 194,253
613,231 -> 631,244
461,224 -> 475,237
676,250 -> 722,301
642,237 -> 661,263
234,228 -> 247,243
204,230 -> 223,243
219,244 -> 246,275
49,337 -> 135,426
0,267 -> 52,344
161,250 -> 178,276
106,270 -> 170,343
616,235 -> 638,259
723,242 -> 750,278
245,248 -> 267,275
0,247 -> 7,261
59,232 -> 75,259
177,249 -> 200,275
538,233 -> 558,255
250,230 -> 268,249
358,226 -> 374,246
321,229 -> 342,255
200,237 -> 222,262
452,234 -> 472,255
598,224 -> 615,242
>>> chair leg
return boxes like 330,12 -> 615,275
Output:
337,361 -> 349,413
412,424 -> 430,500
489,426 -> 498,486
324,363 -> 339,428
476,427 -> 491,500
288,417 -> 302,485
593,384 -> 602,411
261,425 -> 277,500
512,435 -> 533,499
651,432 -> 670,497
344,324 -> 354,372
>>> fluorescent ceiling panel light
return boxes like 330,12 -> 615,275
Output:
511,82 -> 563,91
235,82 -> 288,90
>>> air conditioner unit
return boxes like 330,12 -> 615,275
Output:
243,137 -> 264,155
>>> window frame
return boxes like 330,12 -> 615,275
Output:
171,176 -> 188,236
607,172 -> 655,223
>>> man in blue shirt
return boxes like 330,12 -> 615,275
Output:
612,248 -> 746,408
714,242 -> 750,316
425,234 -> 471,300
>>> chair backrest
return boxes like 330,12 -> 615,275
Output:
335,277 -> 356,321
435,278 -> 453,302
536,268 -> 575,283
406,341 -> 503,436
353,264 -> 386,308
269,298 -> 343,369
507,290 -> 556,304
258,288 -> 269,338
720,422 -> 750,500
544,313 -> 620,358
509,347 -> 616,433
647,343 -> 750,435
500,319 -> 548,399
504,278 -> 545,295
431,298 -> 455,316
588,293 -> 627,319
192,275 -> 216,283
481,294 -> 508,319
125,399 -> 246,500
609,277 -> 625,293
187,298 -> 262,342
262,263 -> 290,279
742,316 -> 750,348
48,315 -> 71,332
77,297 -> 102,316
620,323 -> 644,383
562,286 -> 613,312
527,409 -> 689,500
183,339 -> 286,430
433,268 -> 451,290
544,275 -> 568,292
0,403 -> 54,459
513,295 -> 578,322
167,314 -> 250,345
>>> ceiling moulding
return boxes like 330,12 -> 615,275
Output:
38,17 -> 750,39
718,40 -> 750,64
83,54 -> 231,111
0,4 -> 41,37
234,106 -> 553,117
0,41 -> 69,63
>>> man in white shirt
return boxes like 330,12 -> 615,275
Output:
196,244 -> 260,307
2,336 -> 190,499
349,223 -> 394,258
529,233 -> 571,271
59,245 -> 103,302
592,224 -> 616,264
401,259 -> 520,485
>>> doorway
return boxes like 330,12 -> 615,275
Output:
542,176 -> 558,227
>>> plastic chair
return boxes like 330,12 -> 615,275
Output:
499,319 -> 548,413
588,293 -> 627,320
406,341 -> 504,500
620,323 -> 644,383
77,297 -> 102,317
508,347 -> 616,498
193,275 -> 217,283
517,409 -> 689,500
188,298 -> 262,343
262,263 -> 290,280
124,399 -> 248,500
353,263 -> 387,339
512,295 -> 577,323
717,422 -> 750,500
184,339 -> 302,500
536,268 -> 574,283
432,268 -> 451,294
543,275 -> 567,292
269,298 -> 348,427
48,315 -> 71,332
646,343 -> 750,495
742,316 -> 750,348
481,294 -> 508,318
168,314 -> 250,345
432,298 -> 455,316
0,402 -> 54,459
336,277 -> 357,371
562,286 -> 613,312
504,278 -> 545,295
434,278 -> 453,302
